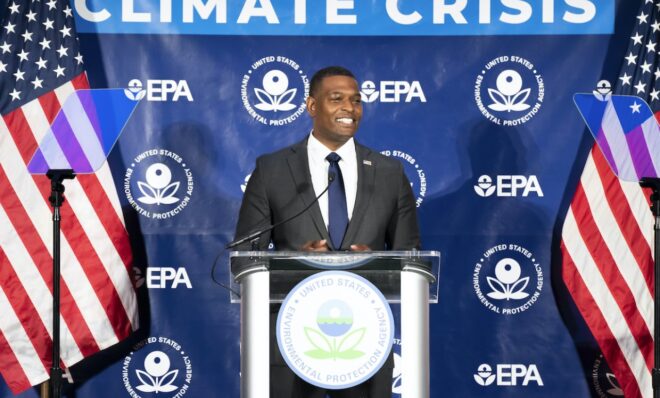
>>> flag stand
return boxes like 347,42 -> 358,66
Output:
640,177 -> 660,398
45,169 -> 76,398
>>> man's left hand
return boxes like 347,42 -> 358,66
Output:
349,244 -> 371,251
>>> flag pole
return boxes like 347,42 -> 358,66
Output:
640,177 -> 660,398
46,169 -> 76,398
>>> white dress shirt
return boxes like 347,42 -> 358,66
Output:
307,132 -> 358,229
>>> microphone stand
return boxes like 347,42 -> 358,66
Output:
46,169 -> 76,398
226,173 -> 335,250
226,174 -> 337,302
640,177 -> 660,398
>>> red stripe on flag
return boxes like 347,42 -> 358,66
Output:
642,186 -> 652,209
78,174 -> 133,269
0,166 -> 100,356
2,109 -> 37,165
561,242 -> 642,398
0,249 -> 52,367
592,147 -> 654,294
70,72 -> 89,90
0,306 -> 33,394
57,198 -> 131,338
38,89 -> 63,125
570,182 -> 653,369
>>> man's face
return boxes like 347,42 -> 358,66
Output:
307,75 -> 363,150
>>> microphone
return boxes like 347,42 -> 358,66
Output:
226,173 -> 335,249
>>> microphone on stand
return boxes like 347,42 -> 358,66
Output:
226,172 -> 336,250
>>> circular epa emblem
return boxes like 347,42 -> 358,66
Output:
124,148 -> 194,220
474,55 -> 545,126
121,336 -> 192,397
276,271 -> 394,389
473,243 -> 544,315
240,55 -> 309,127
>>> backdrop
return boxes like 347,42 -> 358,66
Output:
0,0 -> 642,397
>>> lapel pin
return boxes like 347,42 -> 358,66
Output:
363,160 -> 372,166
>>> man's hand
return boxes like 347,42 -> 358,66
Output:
301,239 -> 330,252
349,244 -> 371,251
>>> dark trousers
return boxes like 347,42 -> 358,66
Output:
270,311 -> 394,398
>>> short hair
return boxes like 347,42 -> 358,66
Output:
309,66 -> 356,97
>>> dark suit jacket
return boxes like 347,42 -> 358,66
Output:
235,137 -> 421,251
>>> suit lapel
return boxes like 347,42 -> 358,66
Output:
342,143 -> 375,249
286,139 -> 331,242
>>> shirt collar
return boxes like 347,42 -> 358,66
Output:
308,132 -> 356,162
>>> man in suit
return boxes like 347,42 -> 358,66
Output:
234,66 -> 420,397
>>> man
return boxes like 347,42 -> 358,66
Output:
234,66 -> 420,397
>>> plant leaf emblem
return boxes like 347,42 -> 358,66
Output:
135,370 -> 157,392
137,182 -> 158,204
487,89 -> 509,111
304,327 -> 332,355
254,88 -> 275,111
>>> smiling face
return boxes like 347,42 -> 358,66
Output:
307,75 -> 363,151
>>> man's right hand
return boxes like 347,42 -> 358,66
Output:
301,239 -> 330,252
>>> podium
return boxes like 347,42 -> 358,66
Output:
229,251 -> 440,398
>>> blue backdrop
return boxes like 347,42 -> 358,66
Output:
0,0 -> 642,396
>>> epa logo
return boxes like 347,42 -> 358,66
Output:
124,149 -> 194,220
147,267 -> 191,289
473,175 -> 543,197
276,271 -> 393,390
133,267 -> 192,289
360,80 -> 426,103
474,56 -> 544,126
473,244 -> 544,315
240,55 -> 309,126
124,79 -> 193,102
474,364 -> 496,386
474,363 -> 544,387
122,337 -> 192,396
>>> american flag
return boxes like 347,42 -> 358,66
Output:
561,1 -> 658,397
0,0 -> 138,393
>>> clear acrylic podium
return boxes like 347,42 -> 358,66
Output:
229,251 -> 440,398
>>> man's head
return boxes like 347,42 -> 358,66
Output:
307,66 -> 363,151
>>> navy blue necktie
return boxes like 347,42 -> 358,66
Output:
326,152 -> 348,250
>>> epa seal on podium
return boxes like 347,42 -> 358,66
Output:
276,271 -> 394,389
